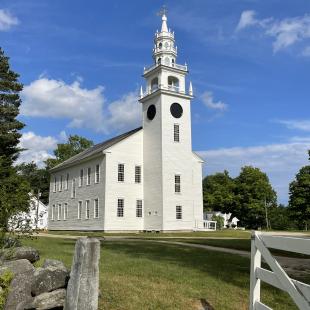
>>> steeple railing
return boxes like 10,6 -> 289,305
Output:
144,62 -> 187,75
141,83 -> 190,98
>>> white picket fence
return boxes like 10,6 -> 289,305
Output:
250,231 -> 310,310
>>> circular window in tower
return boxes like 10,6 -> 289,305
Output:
170,103 -> 183,118
147,104 -> 156,120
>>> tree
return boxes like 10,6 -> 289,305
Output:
203,170 -> 235,212
288,151 -> 310,230
0,48 -> 30,243
269,204 -> 295,231
234,166 -> 277,229
45,135 -> 94,169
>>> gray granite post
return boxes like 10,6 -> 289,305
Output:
64,237 -> 100,310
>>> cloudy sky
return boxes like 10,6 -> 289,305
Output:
1,0 -> 309,203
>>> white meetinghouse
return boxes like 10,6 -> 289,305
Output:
48,12 -> 214,232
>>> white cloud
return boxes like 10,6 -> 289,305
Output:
198,141 -> 309,204
276,119 -> 310,131
236,11 -> 310,53
21,77 -> 141,134
201,91 -> 227,111
302,45 -> 310,56
17,132 -> 58,166
0,9 -> 19,31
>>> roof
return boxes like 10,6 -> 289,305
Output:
50,127 -> 142,172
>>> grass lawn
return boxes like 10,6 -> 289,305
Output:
21,236 -> 299,310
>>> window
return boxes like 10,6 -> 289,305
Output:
78,201 -> 82,219
39,219 -> 43,226
135,165 -> 141,183
118,164 -> 124,182
53,177 -> 57,192
136,200 -> 143,218
65,173 -> 69,190
94,198 -> 99,218
174,124 -> 180,142
58,175 -> 63,191
57,204 -> 61,220
175,175 -> 181,193
168,76 -> 179,91
151,77 -> 158,91
79,169 -> 83,186
85,200 -> 90,219
87,167 -> 91,185
64,203 -> 68,220
176,206 -> 182,220
71,178 -> 76,198
117,199 -> 124,217
95,164 -> 100,183
51,204 -> 55,220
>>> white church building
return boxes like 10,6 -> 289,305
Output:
48,13 -> 211,232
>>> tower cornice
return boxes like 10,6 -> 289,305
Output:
143,63 -> 188,78
139,87 -> 193,103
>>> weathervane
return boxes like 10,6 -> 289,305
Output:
157,5 -> 168,17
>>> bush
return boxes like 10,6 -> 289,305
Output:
0,270 -> 13,308
211,215 -> 225,230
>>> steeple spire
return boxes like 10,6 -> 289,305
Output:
158,5 -> 169,32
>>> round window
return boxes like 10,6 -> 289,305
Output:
147,104 -> 156,120
170,103 -> 183,118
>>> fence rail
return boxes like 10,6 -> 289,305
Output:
250,231 -> 310,310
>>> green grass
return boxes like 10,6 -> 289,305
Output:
46,229 -> 251,239
21,237 -> 300,310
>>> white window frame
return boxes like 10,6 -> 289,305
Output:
94,198 -> 99,219
118,163 -> 125,182
176,205 -> 182,220
117,198 -> 124,217
65,173 -> 69,190
57,204 -> 61,221
79,169 -> 84,187
71,178 -> 76,198
175,174 -> 181,193
135,165 -> 141,184
64,203 -> 68,220
136,199 -> 143,218
85,200 -> 90,219
53,177 -> 57,192
95,164 -> 100,183
78,201 -> 82,220
51,204 -> 55,220
174,124 -> 180,142
87,167 -> 91,185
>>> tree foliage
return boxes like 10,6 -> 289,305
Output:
45,135 -> 94,169
288,151 -> 310,230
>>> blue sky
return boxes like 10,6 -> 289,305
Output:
1,0 -> 309,203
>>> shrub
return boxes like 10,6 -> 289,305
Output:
0,270 -> 13,308
211,215 -> 225,230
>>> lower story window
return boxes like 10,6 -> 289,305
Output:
64,203 -> 68,220
117,199 -> 124,217
94,198 -> 99,218
57,204 -> 62,220
78,201 -> 82,219
176,205 -> 182,220
52,204 -> 55,220
136,200 -> 142,218
85,200 -> 90,219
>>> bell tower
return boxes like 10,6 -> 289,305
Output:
139,9 -> 199,231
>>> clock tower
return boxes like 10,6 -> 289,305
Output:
139,11 -> 202,231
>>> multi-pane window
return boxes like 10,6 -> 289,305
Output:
71,179 -> 76,198
95,164 -> 100,183
79,169 -> 84,187
64,203 -> 68,220
136,200 -> 143,218
87,167 -> 91,185
58,204 -> 62,220
53,177 -> 57,192
51,204 -> 55,220
94,198 -> 99,218
175,175 -> 181,193
65,173 -> 69,190
59,175 -> 63,191
176,205 -> 182,220
117,199 -> 124,217
135,166 -> 141,183
78,201 -> 82,219
174,124 -> 180,142
85,200 -> 90,219
118,164 -> 124,182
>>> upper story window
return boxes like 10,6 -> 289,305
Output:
174,124 -> 180,142
136,200 -> 143,218
58,175 -> 63,192
53,177 -> 57,192
71,178 -> 76,198
95,164 -> 100,183
85,200 -> 90,219
168,76 -> 179,91
176,205 -> 182,220
79,169 -> 83,187
158,42 -> 162,49
87,167 -> 91,185
65,173 -> 69,190
175,174 -> 181,193
117,198 -> 124,217
157,57 -> 161,64
64,203 -> 68,220
151,77 -> 158,92
78,201 -> 82,219
118,164 -> 124,182
135,166 -> 141,184
94,198 -> 99,219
